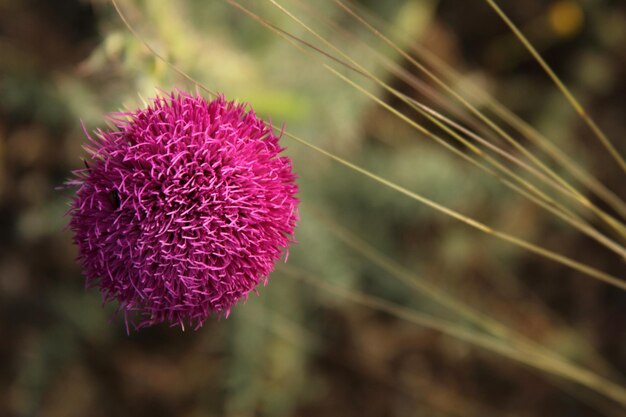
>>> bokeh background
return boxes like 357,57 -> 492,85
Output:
1,0 -> 625,416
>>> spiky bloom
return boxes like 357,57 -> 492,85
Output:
68,91 -> 298,330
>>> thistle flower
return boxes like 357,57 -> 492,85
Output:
69,91 -> 299,330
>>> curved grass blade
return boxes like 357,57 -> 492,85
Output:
280,264 -> 626,408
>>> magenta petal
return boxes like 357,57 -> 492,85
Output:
68,91 -> 299,330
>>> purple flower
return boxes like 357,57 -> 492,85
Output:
68,91 -> 299,330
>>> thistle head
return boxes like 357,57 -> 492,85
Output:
68,91 -> 299,330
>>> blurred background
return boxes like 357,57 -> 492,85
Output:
1,0 -> 625,416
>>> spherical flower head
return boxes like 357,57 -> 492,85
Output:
68,91 -> 299,330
